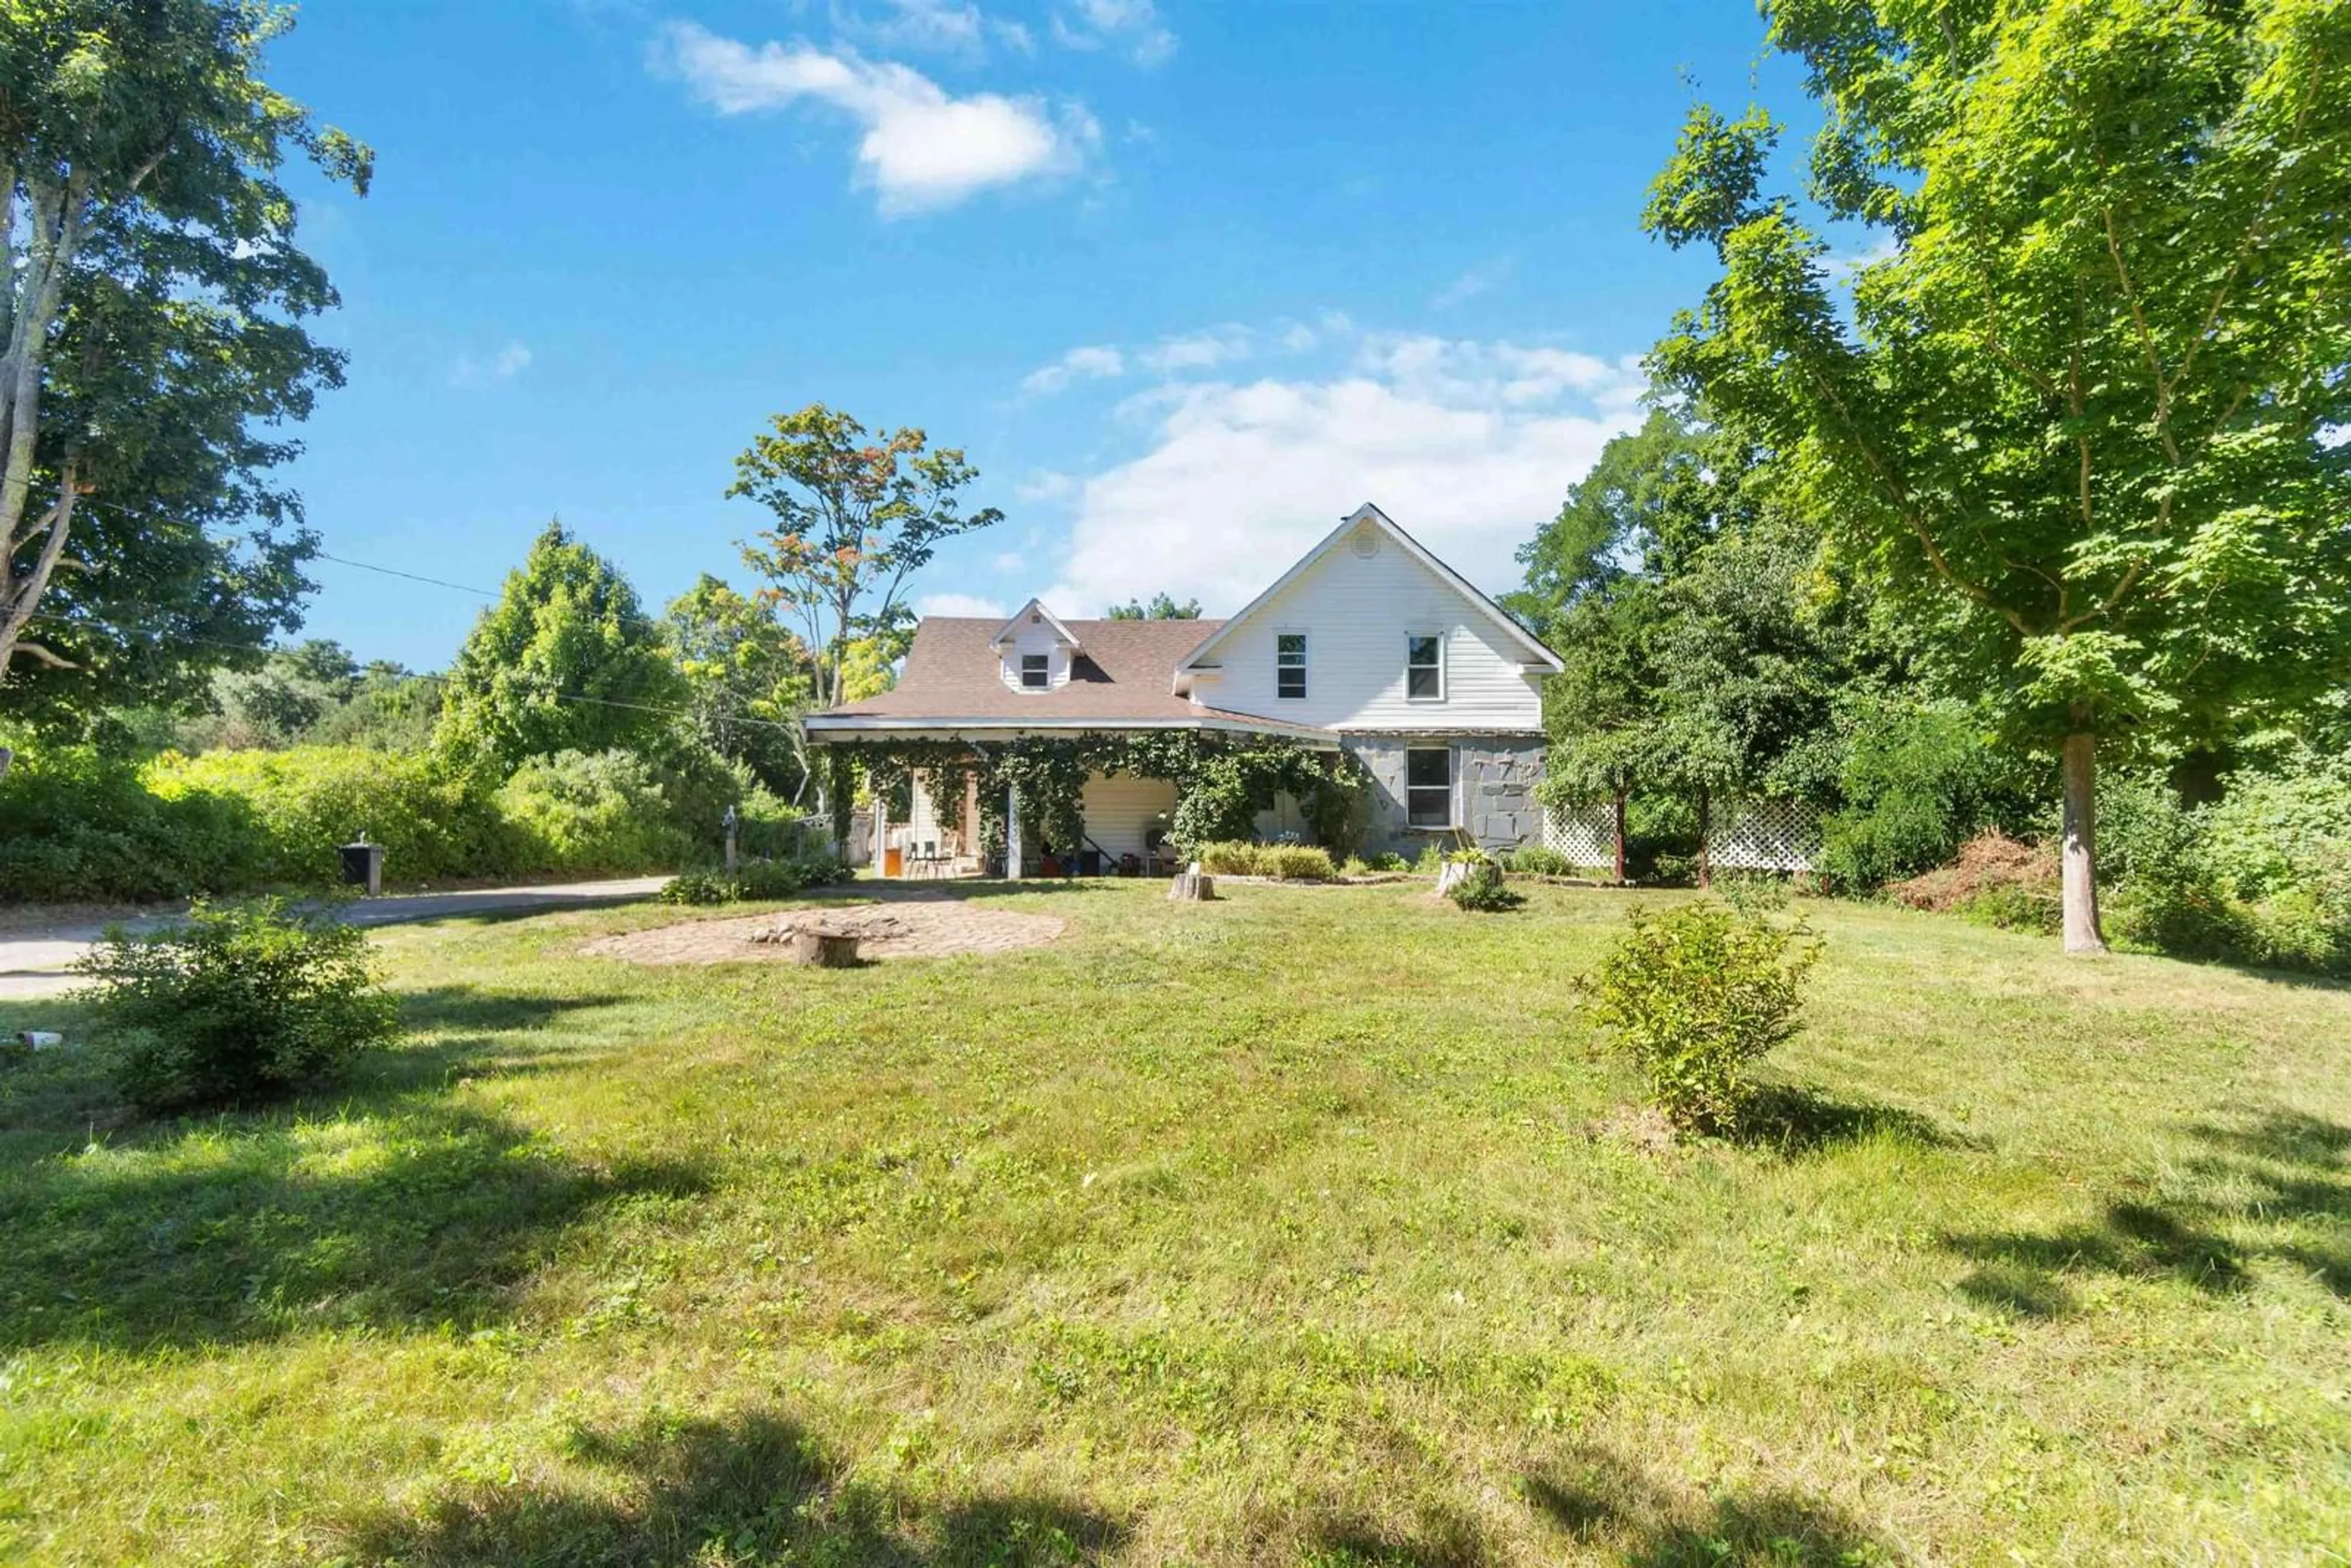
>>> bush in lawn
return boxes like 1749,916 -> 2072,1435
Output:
1191,842 -> 1338,880
1444,849 -> 1523,912
1262,844 -> 1336,880
1583,901 -> 1822,1134
74,898 -> 400,1114
495,749 -> 697,874
656,851 -> 849,906
1506,845 -> 1575,878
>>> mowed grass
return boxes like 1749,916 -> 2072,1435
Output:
1,880 -> 2346,1566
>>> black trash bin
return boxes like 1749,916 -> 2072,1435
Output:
339,840 -> 384,896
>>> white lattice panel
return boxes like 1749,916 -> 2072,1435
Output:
1708,797 -> 1821,872
1543,803 -> 1616,868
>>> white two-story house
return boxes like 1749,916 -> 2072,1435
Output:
804,503 -> 1562,870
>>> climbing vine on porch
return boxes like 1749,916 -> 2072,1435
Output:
818,732 -> 1367,865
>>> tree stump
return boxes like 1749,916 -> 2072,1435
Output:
1434,860 -> 1471,898
1167,864 -> 1216,901
787,928 -> 862,967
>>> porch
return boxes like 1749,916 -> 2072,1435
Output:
878,770 -> 1192,879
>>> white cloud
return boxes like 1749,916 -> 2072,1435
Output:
1041,335 -> 1647,616
1051,0 -> 1176,66
449,340 -> 533,388
1021,343 -> 1126,396
1432,256 -> 1513,309
916,591 -> 1008,619
1014,468 -> 1078,502
992,550 -> 1029,571
657,21 -> 1095,214
1140,324 -> 1252,373
838,0 -> 1034,59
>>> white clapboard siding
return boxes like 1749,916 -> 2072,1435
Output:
1194,525 -> 1545,732
1080,773 -> 1179,860
995,614 -> 1076,692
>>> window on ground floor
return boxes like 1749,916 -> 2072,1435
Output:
1406,746 -> 1453,828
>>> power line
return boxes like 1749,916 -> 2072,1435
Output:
313,552 -> 497,597
22,610 -> 810,733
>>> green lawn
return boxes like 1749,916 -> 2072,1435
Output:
1,881 -> 2345,1565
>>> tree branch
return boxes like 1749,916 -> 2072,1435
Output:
2101,204 -> 2183,468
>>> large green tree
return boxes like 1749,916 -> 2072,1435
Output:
434,522 -> 683,775
1644,0 -> 2351,952
730,405 -> 1002,710
662,573 -> 811,797
1,1 -> 369,718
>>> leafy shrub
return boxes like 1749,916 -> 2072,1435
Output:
0,743 -> 270,901
1582,901 -> 1822,1134
655,852 -> 848,907
495,749 -> 695,875
1367,852 -> 1409,873
1262,844 -> 1337,880
1505,845 -> 1575,878
1817,697 -> 2039,890
1192,841 -> 1337,880
1413,841 -> 1447,874
1648,852 -> 1700,888
151,745 -> 519,886
1443,849 -> 1523,912
73,898 -> 400,1113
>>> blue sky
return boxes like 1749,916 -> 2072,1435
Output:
268,0 -> 1802,670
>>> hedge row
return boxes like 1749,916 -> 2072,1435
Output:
0,743 -> 800,903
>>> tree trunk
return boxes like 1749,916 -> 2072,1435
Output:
787,928 -> 861,967
1611,787 -> 1627,884
1695,785 -> 1711,890
2061,721 -> 2107,956
1168,865 -> 1215,901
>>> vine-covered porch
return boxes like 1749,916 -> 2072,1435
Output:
808,727 -> 1364,880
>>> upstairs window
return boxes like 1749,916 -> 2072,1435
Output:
1406,746 -> 1453,828
1406,634 -> 1444,700
1276,633 -> 1307,699
1020,653 -> 1050,690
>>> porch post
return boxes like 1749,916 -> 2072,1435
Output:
873,792 -> 889,878
1004,786 -> 1023,880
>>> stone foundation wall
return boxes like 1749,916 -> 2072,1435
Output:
1344,735 -> 1547,859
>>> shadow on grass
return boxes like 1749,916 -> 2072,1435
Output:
1521,1446 -> 1893,1566
1944,1109 -> 2350,1319
343,1406 -> 1125,1566
1732,1081 -> 1961,1158
0,1100 -> 706,1352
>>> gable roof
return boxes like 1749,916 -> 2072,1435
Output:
805,615 -> 1331,741
989,598 -> 1081,650
1178,502 -> 1563,673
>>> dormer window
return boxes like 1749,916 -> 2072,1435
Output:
1020,653 -> 1050,690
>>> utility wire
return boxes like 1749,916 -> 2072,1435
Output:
23,610 -> 812,734
313,552 -> 497,597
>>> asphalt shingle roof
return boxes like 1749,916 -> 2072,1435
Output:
808,617 -> 1329,738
